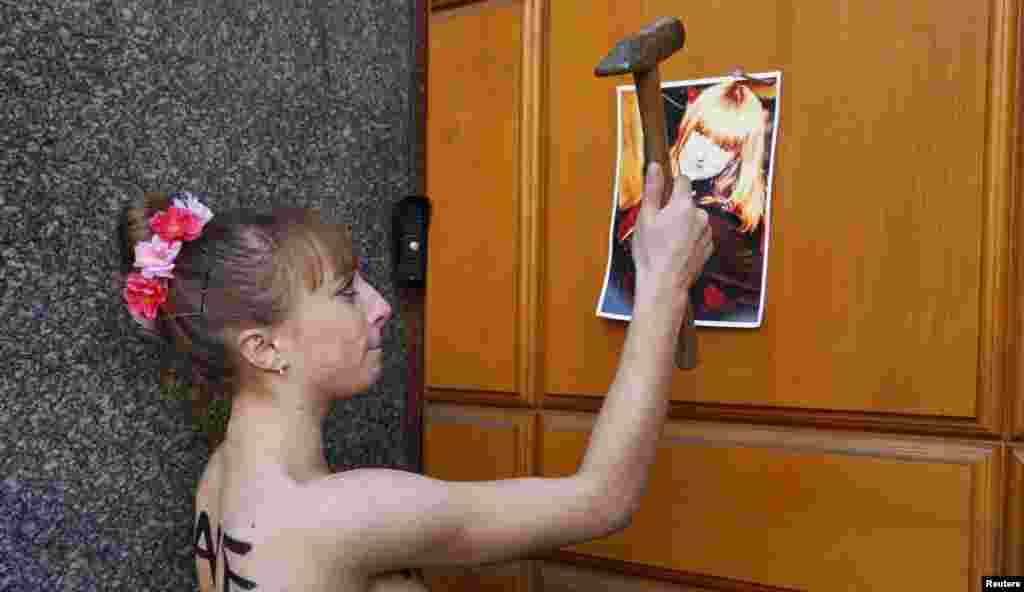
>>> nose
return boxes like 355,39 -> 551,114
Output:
371,295 -> 392,329
378,300 -> 393,325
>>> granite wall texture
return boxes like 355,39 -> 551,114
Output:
0,0 -> 417,589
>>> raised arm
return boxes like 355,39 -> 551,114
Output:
314,164 -> 709,575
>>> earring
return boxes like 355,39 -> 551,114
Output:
278,360 -> 290,375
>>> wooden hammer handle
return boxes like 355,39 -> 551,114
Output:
634,69 -> 698,370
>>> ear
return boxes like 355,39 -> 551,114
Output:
236,328 -> 281,372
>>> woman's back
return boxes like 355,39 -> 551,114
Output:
193,449 -> 428,592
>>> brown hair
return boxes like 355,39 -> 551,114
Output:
117,192 -> 355,402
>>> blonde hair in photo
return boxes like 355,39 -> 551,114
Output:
617,90 -> 645,211
669,80 -> 768,233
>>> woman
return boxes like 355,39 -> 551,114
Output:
117,185 -> 709,591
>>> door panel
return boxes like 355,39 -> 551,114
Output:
1008,447 -> 1024,576
423,402 -> 536,481
423,561 -> 534,592
543,0 -> 1010,422
540,413 -> 1001,591
537,561 -> 714,592
427,0 -> 522,393
424,1 -> 1022,590
422,402 -> 537,590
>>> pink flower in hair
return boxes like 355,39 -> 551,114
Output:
134,235 -> 181,279
150,206 -> 204,242
173,192 -> 214,227
123,272 -> 167,321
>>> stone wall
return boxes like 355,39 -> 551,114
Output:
0,1 -> 417,589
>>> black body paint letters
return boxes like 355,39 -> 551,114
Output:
193,511 -> 257,590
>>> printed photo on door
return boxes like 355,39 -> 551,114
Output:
596,72 -> 782,328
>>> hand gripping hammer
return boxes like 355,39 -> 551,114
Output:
595,17 -> 698,370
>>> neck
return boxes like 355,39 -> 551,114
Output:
223,390 -> 331,483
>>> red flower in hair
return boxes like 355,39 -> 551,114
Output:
123,272 -> 168,321
149,207 -> 204,242
687,87 -> 700,103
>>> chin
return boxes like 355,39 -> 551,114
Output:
339,378 -> 377,399
321,382 -> 363,401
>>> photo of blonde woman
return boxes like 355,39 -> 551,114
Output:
598,72 -> 781,327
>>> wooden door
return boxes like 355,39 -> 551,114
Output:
421,1 -> 1023,590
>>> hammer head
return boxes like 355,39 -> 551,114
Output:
595,17 -> 685,77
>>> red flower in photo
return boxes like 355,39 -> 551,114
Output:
149,206 -> 204,242
703,284 -> 728,311
617,206 -> 640,243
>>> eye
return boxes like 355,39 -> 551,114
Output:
335,276 -> 359,302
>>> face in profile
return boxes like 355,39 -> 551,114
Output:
676,131 -> 735,181
282,266 -> 393,400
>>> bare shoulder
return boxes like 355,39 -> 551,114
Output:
293,468 -> 420,534
299,467 -> 451,528
293,468 -> 456,567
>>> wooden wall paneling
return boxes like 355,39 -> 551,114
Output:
537,561 -> 719,592
1008,446 -> 1024,576
538,412 -> 1002,591
423,561 -> 535,592
1013,0 -> 1024,440
428,387 -> 534,409
539,557 -> 795,592
540,395 -> 992,440
421,402 -> 537,590
423,402 -> 536,480
518,0 -> 546,407
983,0 -> 1023,438
432,0 -> 488,12
427,0 -> 522,396
541,0 -> 1018,435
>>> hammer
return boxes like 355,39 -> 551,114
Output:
595,17 -> 698,370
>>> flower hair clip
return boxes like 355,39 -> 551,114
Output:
122,192 -> 214,331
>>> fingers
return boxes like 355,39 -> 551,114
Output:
694,217 -> 712,255
684,220 -> 715,286
673,174 -> 694,203
641,163 -> 665,223
643,166 -> 694,223
666,174 -> 694,216
696,211 -> 711,241
687,206 -> 711,253
693,211 -> 713,273
700,222 -> 714,262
